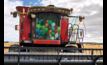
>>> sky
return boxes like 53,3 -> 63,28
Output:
4,0 -> 103,43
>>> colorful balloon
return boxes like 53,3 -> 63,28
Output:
51,27 -> 55,31
36,29 -> 39,34
41,25 -> 45,29
44,27 -> 48,33
36,24 -> 42,29
45,23 -> 49,27
48,30 -> 52,34
48,20 -> 53,25
51,32 -> 55,36
51,22 -> 55,27
58,27 -> 60,32
39,19 -> 44,25
55,33 -> 59,39
51,36 -> 54,40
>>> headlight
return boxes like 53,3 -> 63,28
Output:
31,14 -> 36,19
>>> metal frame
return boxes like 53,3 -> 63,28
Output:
4,46 -> 103,65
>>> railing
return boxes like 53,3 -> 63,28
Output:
4,46 -> 103,65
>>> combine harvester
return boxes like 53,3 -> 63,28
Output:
4,5 -> 103,65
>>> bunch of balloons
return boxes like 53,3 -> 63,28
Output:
35,19 -> 60,40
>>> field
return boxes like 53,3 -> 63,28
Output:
82,43 -> 103,55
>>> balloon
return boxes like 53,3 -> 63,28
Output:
39,19 -> 44,25
38,30 -> 41,35
58,27 -> 60,32
41,25 -> 45,30
51,32 -> 55,36
36,35 -> 39,39
51,27 -> 55,31
51,36 -> 55,40
36,24 -> 41,29
45,23 -> 49,27
51,22 -> 55,27
48,30 -> 52,34
40,30 -> 44,36
48,20 -> 53,25
44,27 -> 48,33
55,33 -> 59,39
55,33 -> 58,37
36,29 -> 39,34
41,32 -> 45,36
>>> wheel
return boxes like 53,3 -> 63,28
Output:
9,45 -> 30,52
63,46 -> 79,53
9,44 -> 19,52
64,43 -> 79,53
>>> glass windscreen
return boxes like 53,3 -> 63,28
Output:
34,13 -> 61,40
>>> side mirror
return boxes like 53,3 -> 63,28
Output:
78,29 -> 84,39
11,12 -> 17,18
79,16 -> 85,22
15,25 -> 19,30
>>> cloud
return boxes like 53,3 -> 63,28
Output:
4,0 -> 23,42
40,0 -> 103,13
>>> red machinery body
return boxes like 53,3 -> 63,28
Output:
16,6 -> 69,46
13,5 -> 84,47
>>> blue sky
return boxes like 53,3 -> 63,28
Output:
22,0 -> 42,6
4,0 -> 103,43
9,0 -> 42,6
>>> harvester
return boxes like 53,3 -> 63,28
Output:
10,5 -> 85,52
4,5 -> 103,65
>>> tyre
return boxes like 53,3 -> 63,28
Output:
9,44 -> 19,52
63,46 -> 79,53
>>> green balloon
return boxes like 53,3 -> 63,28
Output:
36,24 -> 41,29
41,25 -> 45,29
44,27 -> 48,33
51,32 -> 55,36
52,27 -> 54,31
41,31 -> 45,36
58,27 -> 60,32
51,36 -> 54,40
48,20 -> 53,25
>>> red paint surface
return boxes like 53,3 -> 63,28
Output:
33,40 -> 60,45
61,17 -> 68,42
16,6 -> 31,41
21,15 -> 31,40
16,6 -> 29,13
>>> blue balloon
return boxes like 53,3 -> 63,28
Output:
35,29 -> 38,35
52,27 -> 55,31
39,19 -> 44,25
51,22 -> 55,27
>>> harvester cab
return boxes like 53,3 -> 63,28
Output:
11,5 -> 85,51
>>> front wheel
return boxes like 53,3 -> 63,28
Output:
63,46 -> 79,53
9,44 -> 19,52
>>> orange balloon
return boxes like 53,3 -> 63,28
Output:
45,23 -> 49,27
55,29 -> 58,33
48,30 -> 52,34
45,20 -> 48,23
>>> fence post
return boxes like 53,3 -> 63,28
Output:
91,49 -> 94,60
57,47 -> 61,65
17,46 -> 20,65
